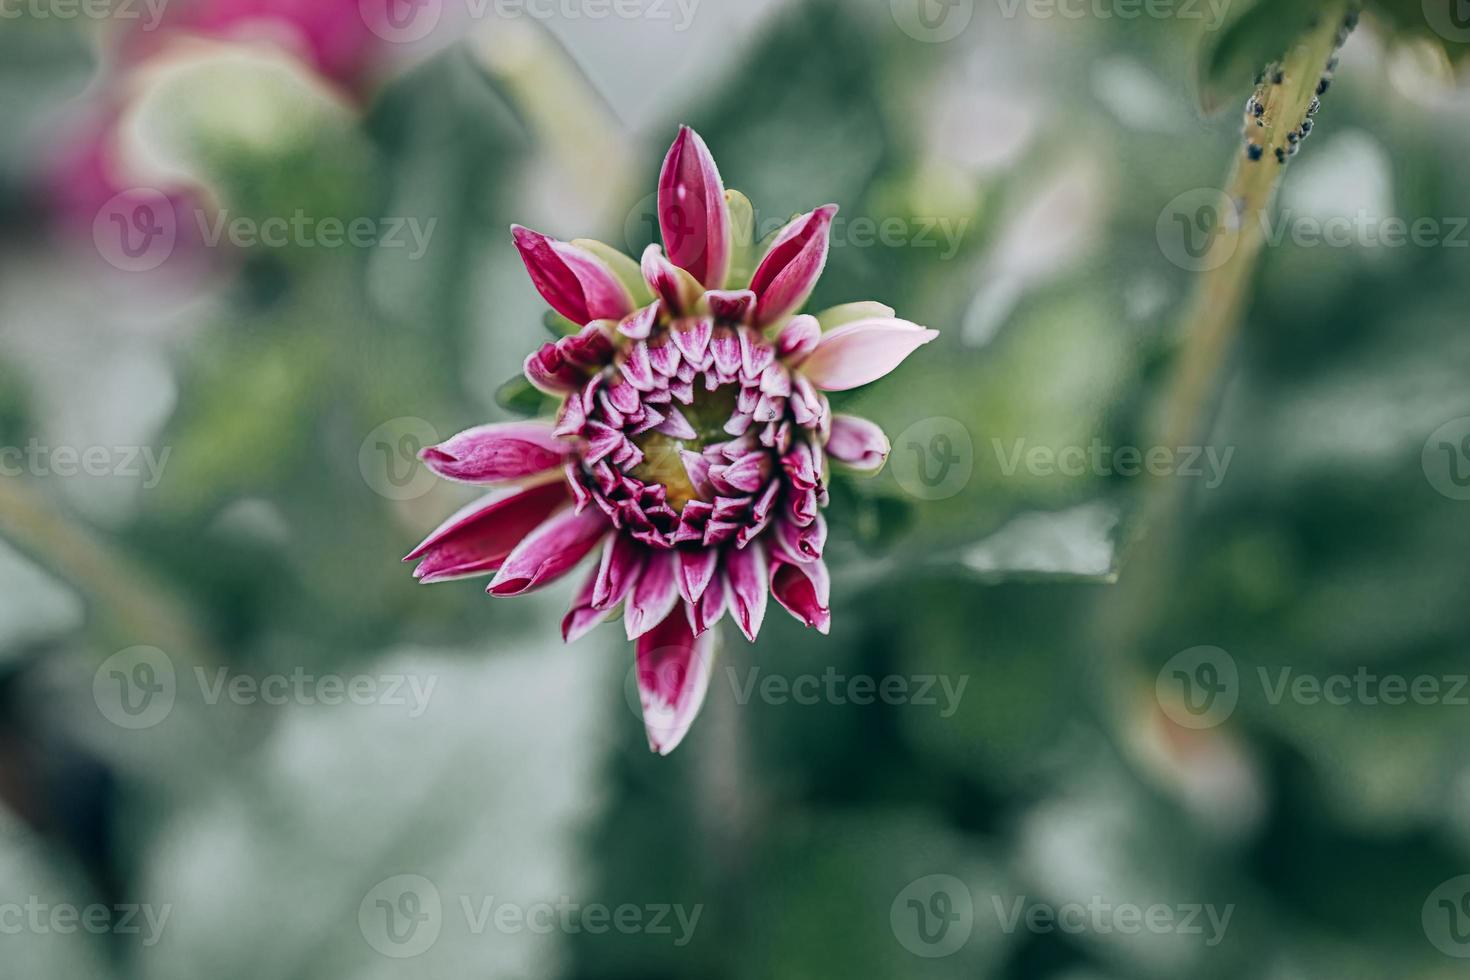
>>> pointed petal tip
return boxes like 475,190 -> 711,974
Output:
487,575 -> 535,596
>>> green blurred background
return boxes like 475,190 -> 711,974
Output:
2,0 -> 1470,977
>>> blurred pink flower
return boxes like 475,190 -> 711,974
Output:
119,0 -> 382,90
47,0 -> 386,253
408,127 -> 937,754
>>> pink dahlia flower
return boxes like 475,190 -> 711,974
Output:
407,127 -> 937,754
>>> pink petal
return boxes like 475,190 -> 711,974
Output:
705,289 -> 755,324
405,483 -> 569,584
749,205 -> 838,328
593,533 -> 646,610
826,414 -> 890,472
770,556 -> 831,634
563,565 -> 611,643
725,544 -> 768,642
625,551 -> 681,640
799,318 -> 939,392
419,422 -> 569,485
641,244 -> 700,317
636,607 -> 716,755
676,548 -> 719,604
619,303 -> 659,340
658,126 -> 731,290
512,225 -> 633,325
689,573 -> 729,635
776,314 -> 821,365
487,506 -> 610,597
775,513 -> 827,563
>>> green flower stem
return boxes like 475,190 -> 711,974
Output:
0,478 -> 219,665
1093,5 -> 1351,731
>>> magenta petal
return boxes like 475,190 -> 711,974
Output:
799,318 -> 939,392
706,289 -> 755,324
563,565 -> 610,643
641,244 -> 699,317
658,126 -> 732,290
826,414 -> 891,472
593,533 -> 645,610
419,422 -> 568,485
512,225 -> 633,325
676,548 -> 719,604
770,556 -> 831,634
749,205 -> 838,328
487,506 -> 610,597
724,544 -> 768,642
689,573 -> 729,635
636,607 -> 716,755
406,482 -> 569,583
625,551 -> 680,640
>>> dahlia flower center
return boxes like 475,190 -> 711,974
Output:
628,384 -> 740,511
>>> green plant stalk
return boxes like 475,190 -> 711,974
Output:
1094,4 -> 1351,726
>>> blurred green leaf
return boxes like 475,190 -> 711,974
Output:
1195,0 -> 1325,114
495,375 -> 551,417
